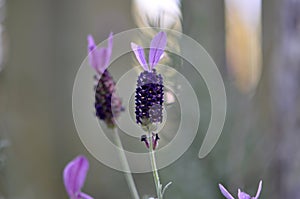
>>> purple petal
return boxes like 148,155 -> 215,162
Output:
219,184 -> 235,199
131,42 -> 149,71
103,32 -> 113,71
87,35 -> 101,73
97,48 -> 108,73
254,180 -> 262,199
87,35 -> 96,51
238,189 -> 251,199
78,192 -> 94,199
87,33 -> 113,74
63,155 -> 89,197
148,31 -> 167,70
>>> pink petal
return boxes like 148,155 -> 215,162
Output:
131,42 -> 149,71
254,180 -> 262,199
148,31 -> 167,70
219,184 -> 235,199
63,155 -> 89,197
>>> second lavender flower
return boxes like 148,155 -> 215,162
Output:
87,33 -> 123,128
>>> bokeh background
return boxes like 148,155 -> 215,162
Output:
1,0 -> 300,198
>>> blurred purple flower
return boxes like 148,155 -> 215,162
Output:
88,33 -> 123,128
87,32 -> 113,74
63,155 -> 93,199
219,180 -> 262,199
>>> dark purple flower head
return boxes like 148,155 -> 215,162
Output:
88,33 -> 123,128
131,32 -> 167,126
63,155 -> 93,199
219,180 -> 262,199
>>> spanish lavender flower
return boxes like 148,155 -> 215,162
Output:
131,31 -> 167,127
88,33 -> 123,128
219,180 -> 262,199
63,155 -> 93,199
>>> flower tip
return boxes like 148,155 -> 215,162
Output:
77,155 -> 89,163
218,183 -> 223,189
87,34 -> 93,41
219,183 -> 235,199
107,32 -> 114,49
130,42 -> 138,50
254,180 -> 263,199
87,35 -> 96,51
218,184 -> 227,193
63,155 -> 89,176
158,31 -> 167,39
155,31 -> 167,45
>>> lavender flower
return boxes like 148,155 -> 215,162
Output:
219,180 -> 262,199
88,33 -> 123,128
132,31 -> 167,127
63,155 -> 93,199
132,32 -> 166,150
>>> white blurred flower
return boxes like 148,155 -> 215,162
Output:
132,0 -> 182,31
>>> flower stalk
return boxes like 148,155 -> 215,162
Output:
113,127 -> 140,199
148,128 -> 163,199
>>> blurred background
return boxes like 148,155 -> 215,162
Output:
1,0 -> 300,198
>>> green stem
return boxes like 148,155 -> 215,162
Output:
148,130 -> 162,199
112,127 -> 140,199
